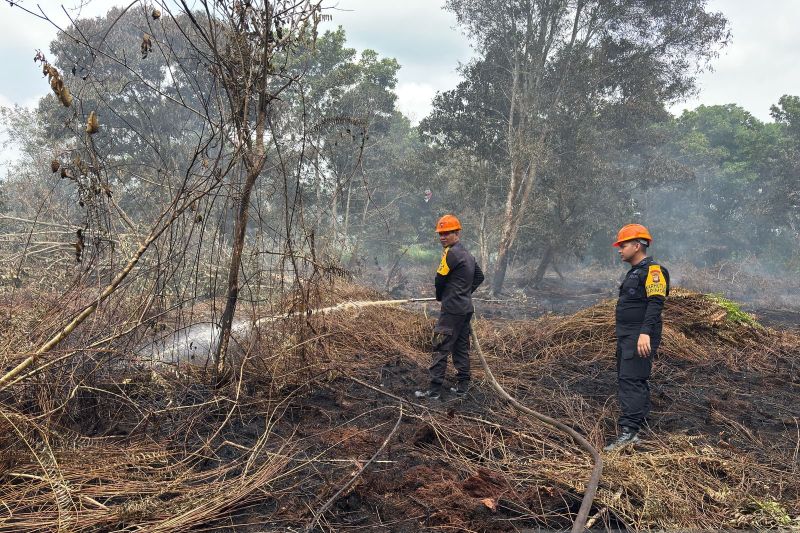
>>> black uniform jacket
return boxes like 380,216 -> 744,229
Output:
615,257 -> 670,337
435,241 -> 484,315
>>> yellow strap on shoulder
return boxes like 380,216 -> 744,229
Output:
645,265 -> 667,297
436,247 -> 450,276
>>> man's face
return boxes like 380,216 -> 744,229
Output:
617,240 -> 641,263
438,230 -> 460,248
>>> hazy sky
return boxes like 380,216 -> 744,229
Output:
0,0 -> 798,123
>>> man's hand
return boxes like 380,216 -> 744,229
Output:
637,333 -> 651,357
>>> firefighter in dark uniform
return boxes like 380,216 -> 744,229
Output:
416,215 -> 484,400
605,223 -> 670,451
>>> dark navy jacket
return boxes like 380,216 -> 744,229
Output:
435,241 -> 484,315
615,257 -> 670,337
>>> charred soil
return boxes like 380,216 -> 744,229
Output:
1,285 -> 798,532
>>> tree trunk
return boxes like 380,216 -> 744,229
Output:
214,160 -> 262,377
314,152 -> 322,219
478,210 -> 488,273
492,251 -> 510,295
213,66 -> 269,376
478,163 -> 491,273
492,57 -> 525,296
330,174 -> 340,245
492,158 -> 535,294
490,5 -> 584,296
531,244 -> 554,287
492,188 -> 517,295
343,177 -> 353,256
551,256 -> 565,280
347,185 -> 371,271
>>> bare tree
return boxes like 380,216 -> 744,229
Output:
171,1 -> 326,377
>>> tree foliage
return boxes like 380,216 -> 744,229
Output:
423,0 -> 728,291
644,103 -> 799,268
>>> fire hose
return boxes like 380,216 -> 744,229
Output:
254,297 -> 602,532
469,327 -> 602,533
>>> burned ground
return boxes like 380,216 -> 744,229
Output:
1,285 -> 798,532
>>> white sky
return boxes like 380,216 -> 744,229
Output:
0,0 -> 798,123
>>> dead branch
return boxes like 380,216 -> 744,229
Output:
304,403 -> 403,533
0,193 -> 207,390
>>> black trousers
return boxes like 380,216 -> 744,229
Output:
429,312 -> 473,391
616,334 -> 659,431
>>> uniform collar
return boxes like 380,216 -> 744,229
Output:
630,256 -> 652,270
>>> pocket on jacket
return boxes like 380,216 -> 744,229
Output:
433,313 -> 464,351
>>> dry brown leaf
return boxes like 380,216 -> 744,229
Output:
86,111 -> 99,135
480,497 -> 497,512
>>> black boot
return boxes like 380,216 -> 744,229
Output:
414,388 -> 441,400
449,381 -> 470,396
603,427 -> 640,451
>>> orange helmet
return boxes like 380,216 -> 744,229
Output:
435,214 -> 462,233
613,223 -> 652,247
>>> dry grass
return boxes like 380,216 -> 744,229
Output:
297,285 -> 799,530
1,281 -> 798,531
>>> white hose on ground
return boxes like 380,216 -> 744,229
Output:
253,297 -> 436,327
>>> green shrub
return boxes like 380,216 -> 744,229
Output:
704,293 -> 762,327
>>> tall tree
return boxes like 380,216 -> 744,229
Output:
768,96 -> 800,245
420,53 -> 510,272
441,0 -> 728,293
294,28 -> 400,260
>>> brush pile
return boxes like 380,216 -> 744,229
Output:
1,284 -> 798,531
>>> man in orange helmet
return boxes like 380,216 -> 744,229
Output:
605,224 -> 670,451
415,214 -> 484,400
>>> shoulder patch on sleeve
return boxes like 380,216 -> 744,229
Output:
436,248 -> 450,276
645,265 -> 667,297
